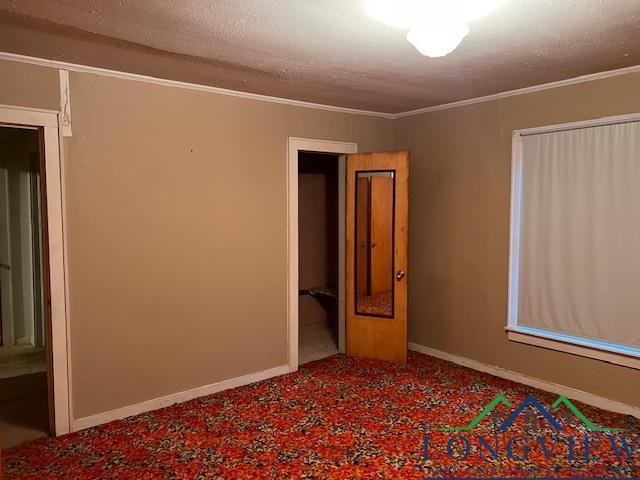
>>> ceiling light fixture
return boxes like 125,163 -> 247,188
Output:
406,24 -> 470,58
365,0 -> 507,58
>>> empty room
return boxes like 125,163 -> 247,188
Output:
0,1 -> 639,478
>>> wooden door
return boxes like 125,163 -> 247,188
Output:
346,151 -> 409,364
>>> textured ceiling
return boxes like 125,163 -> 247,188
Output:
0,0 -> 639,113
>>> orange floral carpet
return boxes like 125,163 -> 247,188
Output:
357,290 -> 392,316
3,352 -> 639,479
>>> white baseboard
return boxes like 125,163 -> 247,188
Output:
72,364 -> 290,432
408,342 -> 640,419
70,347 -> 640,431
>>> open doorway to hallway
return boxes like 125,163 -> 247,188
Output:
0,126 -> 49,448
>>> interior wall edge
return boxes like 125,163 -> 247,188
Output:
408,342 -> 640,419
71,364 -> 290,432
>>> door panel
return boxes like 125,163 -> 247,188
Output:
346,151 -> 408,364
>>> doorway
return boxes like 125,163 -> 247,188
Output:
0,105 -> 70,443
0,126 -> 48,448
297,152 -> 340,365
287,138 -> 357,371
288,141 -> 409,369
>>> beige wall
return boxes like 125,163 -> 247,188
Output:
0,59 -> 395,418
66,73 -> 396,418
397,72 -> 640,408
0,60 -> 60,110
2,55 -> 640,421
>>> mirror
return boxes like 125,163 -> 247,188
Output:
355,170 -> 395,317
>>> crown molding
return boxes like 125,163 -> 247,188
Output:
395,63 -> 640,118
2,51 -> 639,120
0,51 -> 396,119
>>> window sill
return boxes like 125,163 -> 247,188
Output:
506,326 -> 640,370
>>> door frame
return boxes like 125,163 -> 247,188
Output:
287,137 -> 357,372
0,104 -> 71,435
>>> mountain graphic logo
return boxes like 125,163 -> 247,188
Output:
440,394 -> 624,432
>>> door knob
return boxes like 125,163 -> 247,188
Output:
396,270 -> 405,281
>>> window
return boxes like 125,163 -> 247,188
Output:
508,114 -> 640,369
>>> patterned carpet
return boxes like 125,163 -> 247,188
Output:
3,352 -> 639,479
357,290 -> 392,316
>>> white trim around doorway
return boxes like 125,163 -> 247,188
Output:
0,104 -> 71,435
287,138 -> 357,372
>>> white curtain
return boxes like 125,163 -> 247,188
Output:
518,121 -> 640,349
